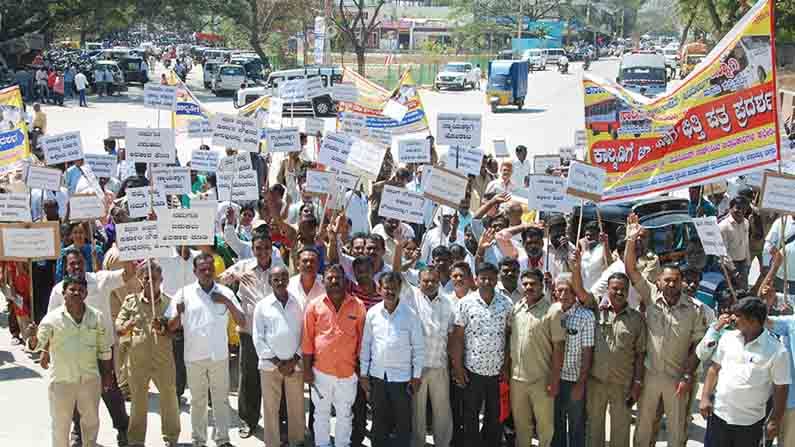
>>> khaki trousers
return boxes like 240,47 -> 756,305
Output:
510,378 -> 554,447
634,373 -> 689,447
186,358 -> 232,445
260,368 -> 305,447
586,378 -> 632,447
49,377 -> 101,447
127,364 -> 181,444
780,408 -> 795,447
411,367 -> 453,447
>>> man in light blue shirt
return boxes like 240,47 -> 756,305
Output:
360,272 -> 424,447
64,160 -> 85,195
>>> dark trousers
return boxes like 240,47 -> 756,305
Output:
370,377 -> 412,447
72,357 -> 129,439
78,89 -> 87,107
352,382 -> 368,446
553,380 -> 586,447
172,332 -> 186,397
708,414 -> 763,447
450,379 -> 466,446
461,370 -> 501,447
238,333 -> 262,428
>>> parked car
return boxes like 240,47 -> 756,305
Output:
117,56 -> 149,85
544,48 -> 567,65
521,49 -> 547,71
234,66 -> 342,116
434,62 -> 480,90
212,64 -> 247,95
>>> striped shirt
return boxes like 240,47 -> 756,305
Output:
561,304 -> 595,381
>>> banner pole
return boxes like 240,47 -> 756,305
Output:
28,260 -> 34,326
88,221 -> 98,273
576,199 -> 585,243
720,260 -> 738,302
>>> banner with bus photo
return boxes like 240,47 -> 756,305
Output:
583,0 -> 779,203
0,85 -> 31,171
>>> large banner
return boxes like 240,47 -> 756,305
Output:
336,68 -> 429,136
166,71 -> 213,136
583,0 -> 779,203
0,86 -> 31,171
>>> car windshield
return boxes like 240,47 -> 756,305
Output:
622,67 -> 666,82
664,49 -> 678,56
220,66 -> 244,76
687,55 -> 705,64
121,60 -> 141,71
443,64 -> 467,72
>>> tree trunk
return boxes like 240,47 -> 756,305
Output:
250,35 -> 269,69
679,9 -> 697,50
356,45 -> 366,76
704,0 -> 723,33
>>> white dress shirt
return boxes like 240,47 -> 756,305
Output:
408,287 -> 455,369
159,249 -> 196,297
345,190 -> 371,235
218,257 -> 286,333
373,223 -> 415,267
580,243 -> 607,291
287,274 -> 326,304
511,158 -> 531,187
360,300 -> 425,382
167,282 -> 241,363
419,226 -> 466,266
252,292 -> 305,371
49,270 -> 125,347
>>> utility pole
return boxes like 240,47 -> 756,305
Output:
517,1 -> 523,39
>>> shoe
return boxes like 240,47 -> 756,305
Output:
117,430 -> 129,446
238,423 -> 252,438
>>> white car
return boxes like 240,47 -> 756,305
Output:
212,64 -> 247,95
434,62 -> 480,90
521,49 -> 547,71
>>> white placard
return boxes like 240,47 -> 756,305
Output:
69,194 -> 105,220
332,83 -> 359,102
267,127 -> 301,153
422,166 -> 469,208
329,168 -> 359,190
78,164 -> 106,203
395,137 -> 430,164
0,193 -> 31,222
383,100 -> 408,122
527,175 -> 576,214
107,121 -> 127,139
125,128 -> 175,164
218,153 -> 253,172
126,186 -> 165,218
305,77 -> 325,98
348,137 -> 386,178
211,113 -> 260,152
693,216 -> 729,257
436,113 -> 482,147
566,161 -> 606,202
559,146 -> 576,162
445,145 -> 483,177
26,165 -> 62,191
41,131 -> 84,165
378,185 -> 425,224
268,98 -> 284,129
83,154 -> 117,179
143,83 -> 178,110
116,221 -> 171,261
279,78 -> 307,101
493,139 -> 509,158
152,167 -> 191,195
190,150 -> 220,172
1,226 -> 56,259
339,112 -> 367,137
217,169 -> 260,202
305,169 -> 332,194
157,207 -> 215,246
318,132 -> 353,171
305,118 -> 325,136
366,127 -> 392,146
187,119 -> 213,138
760,172 -> 795,213
533,154 -> 561,174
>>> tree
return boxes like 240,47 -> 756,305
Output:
0,0 -> 84,44
329,0 -> 387,76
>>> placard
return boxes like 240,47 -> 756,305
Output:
383,99 -> 408,123
559,146 -> 576,162
332,83 -> 359,102
78,164 -> 106,203
267,127 -> 301,153
218,153 -> 253,172
83,154 -> 117,179
190,150 -> 220,172
493,139 -> 509,158
187,119 -> 212,138
125,128 -> 175,164
152,167 -> 191,195
305,77 -> 325,98
396,137 -> 430,164
422,166 -> 469,208
339,112 -> 367,137
217,169 -> 260,202
0,222 -> 60,261
268,97 -> 284,129
565,161 -> 606,202
143,83 -> 177,110
305,118 -> 325,136
692,216 -> 729,257
107,121 -> 127,139
318,132 -> 352,171
26,165 -> 62,191
279,78 -> 307,101
445,145 -> 483,177
305,169 -> 332,195
69,194 -> 105,220
378,185 -> 425,224
574,130 -> 587,148
116,221 -> 170,261
126,186 -> 165,218
329,168 -> 359,190
157,207 -> 215,246
760,172 -> 795,214
41,131 -> 84,165
211,113 -> 260,152
366,127 -> 392,147
533,154 -> 561,174
527,175 -> 576,214
436,113 -> 482,147
0,193 -> 31,222
347,137 -> 386,178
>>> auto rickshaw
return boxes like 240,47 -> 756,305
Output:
486,60 -> 528,113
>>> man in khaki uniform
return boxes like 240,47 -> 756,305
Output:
115,260 -> 180,446
624,214 -> 707,447
570,249 -> 646,447
508,269 -> 565,447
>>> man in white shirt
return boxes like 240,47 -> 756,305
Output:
511,145 -> 531,188
578,221 -> 609,291
718,196 -> 751,289
345,188 -> 371,235
93,67 -> 105,97
166,253 -> 246,447
419,206 -> 465,266
485,160 -> 516,196
74,70 -> 89,107
287,247 -> 326,303
252,266 -> 305,447
373,218 -> 415,267
700,297 -> 791,447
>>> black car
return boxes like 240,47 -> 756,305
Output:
118,56 -> 149,85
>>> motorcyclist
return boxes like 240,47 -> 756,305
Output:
583,51 -> 591,70
558,54 -> 570,73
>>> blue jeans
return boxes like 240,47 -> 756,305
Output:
553,380 -> 586,447
64,81 -> 74,99
78,89 -> 86,106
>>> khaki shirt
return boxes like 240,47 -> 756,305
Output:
591,305 -> 646,386
635,279 -> 707,379
510,298 -> 565,384
115,293 -> 175,370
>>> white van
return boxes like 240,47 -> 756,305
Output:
212,64 -> 247,95
521,49 -> 547,71
544,48 -> 566,64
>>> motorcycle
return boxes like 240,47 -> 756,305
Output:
558,60 -> 569,74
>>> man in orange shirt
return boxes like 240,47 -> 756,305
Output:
303,264 -> 367,447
